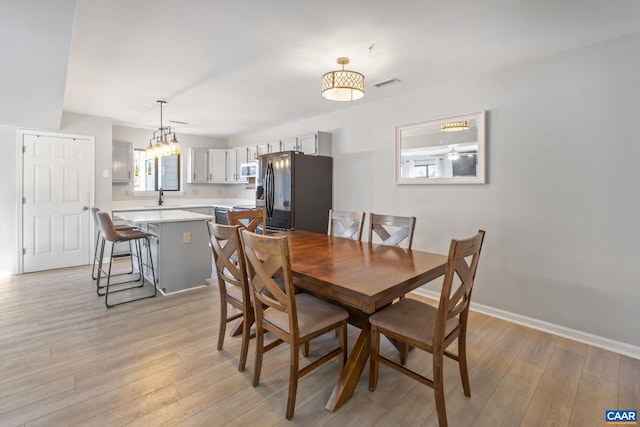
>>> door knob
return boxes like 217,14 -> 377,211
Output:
83,206 -> 89,211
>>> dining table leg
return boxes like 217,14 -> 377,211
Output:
325,322 -> 371,411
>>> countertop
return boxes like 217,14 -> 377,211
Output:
114,209 -> 213,224
112,198 -> 254,212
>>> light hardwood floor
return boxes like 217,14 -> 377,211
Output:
0,263 -> 637,426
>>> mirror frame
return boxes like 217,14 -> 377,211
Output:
395,110 -> 486,184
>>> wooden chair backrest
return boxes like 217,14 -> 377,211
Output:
207,221 -> 251,305
368,213 -> 416,249
436,230 -> 486,345
240,230 -> 298,335
327,209 -> 365,240
227,208 -> 267,235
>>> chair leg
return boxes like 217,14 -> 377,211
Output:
126,239 -> 135,274
95,238 -> 106,295
238,308 -> 253,372
369,324 -> 380,391
104,244 -> 116,308
458,332 -> 471,397
286,342 -> 300,420
301,341 -> 309,357
433,352 -> 448,427
399,342 -> 409,365
104,237 -> 157,308
252,324 -> 264,387
144,237 -> 158,298
91,230 -> 101,280
217,296 -> 227,351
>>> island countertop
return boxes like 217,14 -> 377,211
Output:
114,209 -> 213,224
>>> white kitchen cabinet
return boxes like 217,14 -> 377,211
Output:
247,145 -> 258,161
280,137 -> 298,151
112,141 -> 133,183
298,131 -> 332,156
257,142 -> 278,156
206,147 -> 247,183
234,147 -> 248,183
225,148 -> 236,181
208,149 -> 226,182
187,147 -> 209,183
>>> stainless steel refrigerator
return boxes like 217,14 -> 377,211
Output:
255,151 -> 332,233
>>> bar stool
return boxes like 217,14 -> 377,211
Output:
91,207 -> 135,281
95,211 -> 157,308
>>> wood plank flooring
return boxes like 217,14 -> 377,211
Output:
0,264 -> 637,426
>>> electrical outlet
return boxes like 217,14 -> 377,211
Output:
183,232 -> 191,244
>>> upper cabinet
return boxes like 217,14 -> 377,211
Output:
112,141 -> 133,184
280,136 -> 298,152
208,149 -> 226,182
271,131 -> 331,156
297,131 -> 331,156
188,147 -> 248,184
247,145 -> 258,161
187,147 -> 209,183
256,141 -> 279,157
185,133 -> 331,185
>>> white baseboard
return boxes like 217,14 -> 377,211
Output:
412,288 -> 640,360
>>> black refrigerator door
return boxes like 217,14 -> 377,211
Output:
257,152 -> 292,230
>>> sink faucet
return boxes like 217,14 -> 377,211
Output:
158,188 -> 164,206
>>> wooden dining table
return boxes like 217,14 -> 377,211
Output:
276,230 -> 449,412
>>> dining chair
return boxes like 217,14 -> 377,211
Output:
327,209 -> 365,240
240,229 -> 349,420
94,211 -> 158,308
227,208 -> 267,234
368,213 -> 416,249
206,221 -> 253,372
368,229 -> 486,427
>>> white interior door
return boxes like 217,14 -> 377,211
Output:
22,133 -> 93,272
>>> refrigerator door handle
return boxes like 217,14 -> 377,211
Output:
269,163 -> 275,217
266,162 -> 274,218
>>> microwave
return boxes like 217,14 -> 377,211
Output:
240,161 -> 257,178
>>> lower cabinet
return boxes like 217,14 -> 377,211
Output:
139,221 -> 212,294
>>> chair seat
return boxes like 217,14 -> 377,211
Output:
226,283 -> 244,303
264,293 -> 349,337
369,298 -> 458,345
115,229 -> 152,241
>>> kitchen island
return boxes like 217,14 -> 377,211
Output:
114,210 -> 213,295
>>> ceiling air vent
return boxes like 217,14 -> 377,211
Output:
169,120 -> 189,125
373,78 -> 401,88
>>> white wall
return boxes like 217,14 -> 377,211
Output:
0,113 -> 113,275
0,125 -> 19,275
229,34 -> 640,348
111,125 -> 230,200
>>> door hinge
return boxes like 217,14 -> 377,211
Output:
22,197 -> 26,204
22,146 -> 26,153
22,248 -> 26,255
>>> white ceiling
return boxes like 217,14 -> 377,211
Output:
2,0 -> 640,137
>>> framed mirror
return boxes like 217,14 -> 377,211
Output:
395,111 -> 486,184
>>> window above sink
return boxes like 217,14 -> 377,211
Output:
133,148 -> 181,192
